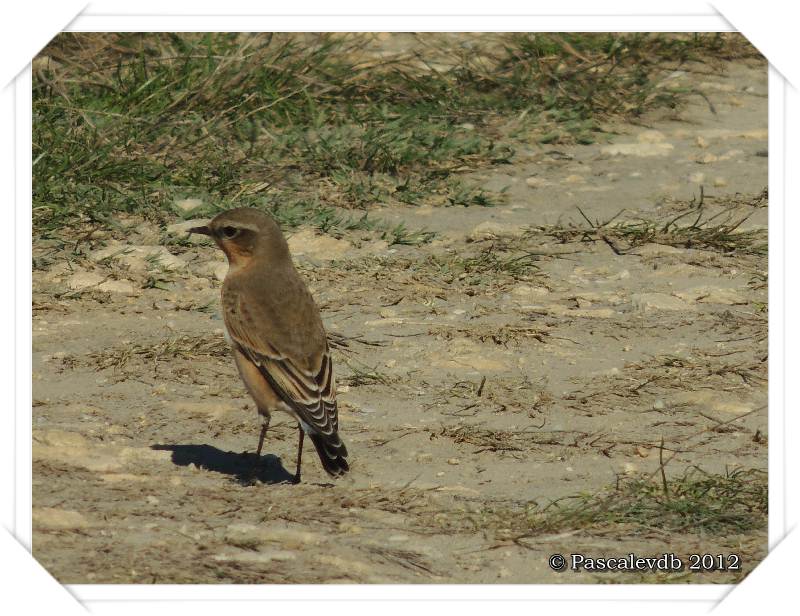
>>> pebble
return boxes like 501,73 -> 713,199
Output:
674,286 -> 746,305
287,228 -> 351,260
174,198 -> 204,213
511,284 -> 549,298
601,143 -> 674,157
33,507 -> 91,530
66,272 -> 105,291
631,293 -> 692,313
447,458 -> 461,465
713,177 -> 728,187
364,317 -> 405,327
695,153 -> 718,164
225,523 -> 323,548
468,221 -> 526,241
315,554 -> 373,576
97,280 -> 138,296
525,176 -> 550,188
214,550 -> 296,564
636,130 -> 667,143
695,136 -> 709,149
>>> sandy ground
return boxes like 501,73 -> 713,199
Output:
32,57 -> 767,584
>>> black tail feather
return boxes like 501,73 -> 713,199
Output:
308,432 -> 349,477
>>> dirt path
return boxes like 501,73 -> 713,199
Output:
32,59 -> 767,584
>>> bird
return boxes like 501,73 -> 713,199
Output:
189,208 -> 349,482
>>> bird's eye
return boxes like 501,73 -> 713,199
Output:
221,226 -> 239,239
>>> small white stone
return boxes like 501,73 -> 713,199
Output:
637,130 -> 667,143
287,228 -> 351,260
468,221 -> 525,241
602,142 -> 674,157
631,293 -> 692,313
175,198 -> 203,213
33,507 -> 91,529
695,153 -> 718,164
98,280 -> 138,295
66,272 -> 105,291
525,176 -> 549,188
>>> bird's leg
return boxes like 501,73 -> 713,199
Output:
255,413 -> 270,458
294,428 -> 305,483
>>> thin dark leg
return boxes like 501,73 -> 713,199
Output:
294,428 -> 304,483
255,414 -> 270,458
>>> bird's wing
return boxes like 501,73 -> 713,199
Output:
223,284 -> 339,436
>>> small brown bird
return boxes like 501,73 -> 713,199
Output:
190,208 -> 349,481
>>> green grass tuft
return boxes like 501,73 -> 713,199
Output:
33,33 -> 761,237
468,467 -> 767,538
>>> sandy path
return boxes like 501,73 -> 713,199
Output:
32,58 -> 767,584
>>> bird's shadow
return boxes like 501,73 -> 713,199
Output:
152,444 -> 295,485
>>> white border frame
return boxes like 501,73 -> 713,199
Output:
8,4 -> 791,613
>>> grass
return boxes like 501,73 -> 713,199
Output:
545,193 -> 768,257
438,424 -> 577,452
425,245 -> 545,285
86,333 -> 229,372
468,467 -> 767,538
33,32 -> 760,237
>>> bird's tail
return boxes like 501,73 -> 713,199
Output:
308,432 -> 349,477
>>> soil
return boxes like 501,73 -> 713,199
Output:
32,55 -> 768,584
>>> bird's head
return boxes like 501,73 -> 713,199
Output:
189,208 -> 290,270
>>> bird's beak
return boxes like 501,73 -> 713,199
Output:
188,225 -> 212,236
